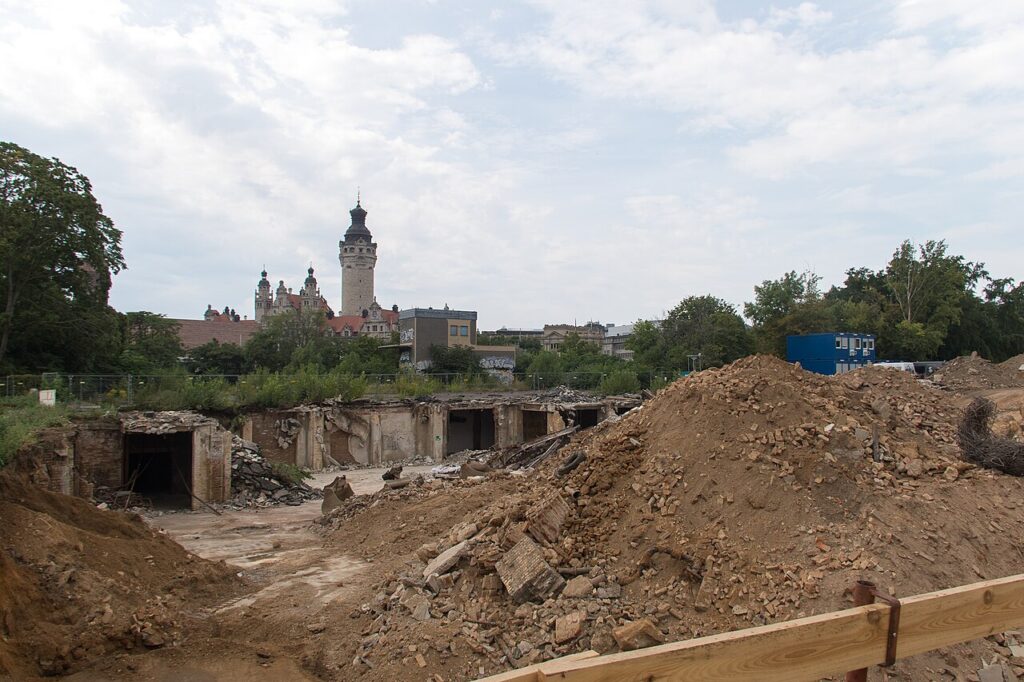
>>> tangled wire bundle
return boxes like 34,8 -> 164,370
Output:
958,397 -> 1024,476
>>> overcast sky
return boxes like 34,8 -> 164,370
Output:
2,1 -> 1022,329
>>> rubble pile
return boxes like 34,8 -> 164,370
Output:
324,355 -> 1024,681
933,353 -> 1024,391
230,437 -> 321,507
0,470 -> 236,678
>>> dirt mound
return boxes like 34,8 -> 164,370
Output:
933,353 -> 1024,391
318,355 -> 1024,680
0,470 -> 237,678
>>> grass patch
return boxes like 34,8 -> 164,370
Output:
0,396 -> 70,468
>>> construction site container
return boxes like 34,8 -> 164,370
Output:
786,332 -> 876,375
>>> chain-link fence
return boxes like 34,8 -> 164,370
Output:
2,370 -> 678,408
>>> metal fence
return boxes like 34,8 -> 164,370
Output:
1,370 -> 676,407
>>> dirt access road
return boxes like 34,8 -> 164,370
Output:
65,465 -> 435,681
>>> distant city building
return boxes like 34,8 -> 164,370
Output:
252,197 -> 398,341
541,322 -> 606,352
174,306 -> 259,350
480,327 -> 544,340
396,306 -> 516,375
601,324 -> 635,360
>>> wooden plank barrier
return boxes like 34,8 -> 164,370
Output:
477,574 -> 1024,682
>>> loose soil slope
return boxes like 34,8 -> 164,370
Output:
934,353 -> 1024,392
0,470 -> 237,678
325,356 -> 1024,681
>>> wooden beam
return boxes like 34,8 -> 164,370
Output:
482,651 -> 599,682
897,573 -> 1024,657
537,604 -> 890,682
472,574 -> 1024,682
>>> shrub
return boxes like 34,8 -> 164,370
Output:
599,370 -> 641,395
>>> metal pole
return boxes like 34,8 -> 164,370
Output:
845,579 -> 877,682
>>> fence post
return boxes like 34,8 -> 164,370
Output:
845,580 -> 877,682
127,374 -> 133,406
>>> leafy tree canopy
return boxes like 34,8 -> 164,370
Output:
0,141 -> 124,372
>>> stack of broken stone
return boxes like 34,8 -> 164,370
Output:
230,437 -> 321,507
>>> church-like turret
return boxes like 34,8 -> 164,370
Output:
254,269 -> 272,322
338,194 -> 377,316
300,266 -> 321,310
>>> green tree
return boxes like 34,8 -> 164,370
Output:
244,309 -> 336,371
744,271 -> 823,355
429,344 -> 483,376
663,295 -> 753,368
625,320 -> 669,374
335,335 -> 398,375
0,142 -> 124,371
879,240 -> 985,359
119,312 -> 183,372
186,340 -> 246,375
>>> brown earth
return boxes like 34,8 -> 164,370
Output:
933,353 -> 1024,392
307,356 -> 1024,681
7,357 -> 1024,681
0,470 -> 238,679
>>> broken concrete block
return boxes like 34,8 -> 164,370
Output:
422,541 -> 467,580
495,537 -> 566,603
321,475 -> 353,516
612,618 -> 665,651
978,665 -> 1005,682
321,488 -> 343,515
526,493 -> 571,546
554,610 -> 586,644
460,461 -> 492,478
562,575 -> 594,598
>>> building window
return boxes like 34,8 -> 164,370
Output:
460,325 -> 468,337
450,325 -> 458,336
854,338 -> 862,350
840,337 -> 849,349
835,337 -> 842,349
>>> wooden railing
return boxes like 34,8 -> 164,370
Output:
478,574 -> 1024,682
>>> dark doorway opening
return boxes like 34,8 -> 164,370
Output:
522,410 -> 548,442
124,432 -> 193,509
329,429 -> 356,465
575,409 -> 600,428
447,409 -> 495,454
615,406 -> 632,416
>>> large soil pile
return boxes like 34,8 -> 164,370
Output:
933,353 -> 1024,391
320,356 -> 1024,681
0,470 -> 238,678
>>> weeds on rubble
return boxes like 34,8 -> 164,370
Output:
271,462 -> 312,486
0,396 -> 70,468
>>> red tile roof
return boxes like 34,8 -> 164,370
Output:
283,293 -> 332,314
325,310 -> 398,335
173,318 -> 260,350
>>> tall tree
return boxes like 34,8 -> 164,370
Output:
663,295 -> 753,368
744,271 -> 823,355
119,311 -> 183,372
0,142 -> 124,370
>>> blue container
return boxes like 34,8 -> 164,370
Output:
786,332 -> 876,375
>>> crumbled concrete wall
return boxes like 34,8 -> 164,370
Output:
11,427 -> 77,496
74,420 -> 123,490
248,410 -> 299,465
